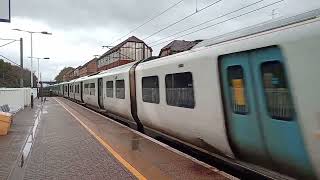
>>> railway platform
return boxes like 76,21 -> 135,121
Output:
0,97 -> 235,180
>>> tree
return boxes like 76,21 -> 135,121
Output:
54,67 -> 74,83
0,59 -> 38,88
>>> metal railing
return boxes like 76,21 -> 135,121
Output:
166,88 -> 194,108
142,88 -> 159,103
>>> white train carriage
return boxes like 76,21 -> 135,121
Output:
55,83 -> 64,96
74,76 -> 87,102
60,82 -> 69,98
80,63 -> 137,124
81,76 -> 99,107
136,10 -> 320,179
99,63 -> 135,122
68,79 -> 77,99
55,9 -> 320,179
135,52 -> 234,156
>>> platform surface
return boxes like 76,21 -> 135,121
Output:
0,100 -> 40,180
3,97 -> 234,179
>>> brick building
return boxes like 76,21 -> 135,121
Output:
159,40 -> 202,57
62,69 -> 75,81
97,36 -> 152,71
73,66 -> 81,79
79,58 -> 98,77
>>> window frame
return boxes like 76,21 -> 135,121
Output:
165,72 -> 195,109
142,76 -> 160,104
84,83 -> 89,94
106,80 -> 114,98
226,65 -> 250,115
90,83 -> 95,96
115,79 -> 125,99
260,60 -> 294,121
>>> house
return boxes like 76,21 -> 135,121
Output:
97,36 -> 152,71
159,40 -> 202,57
73,66 -> 81,79
79,58 -> 98,77
62,69 -> 75,81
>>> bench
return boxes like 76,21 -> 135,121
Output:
0,104 -> 10,112
0,104 -> 19,115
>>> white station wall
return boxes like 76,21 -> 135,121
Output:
0,88 -> 37,112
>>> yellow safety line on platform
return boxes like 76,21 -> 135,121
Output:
54,98 -> 147,180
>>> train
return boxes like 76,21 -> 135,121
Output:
49,9 -> 320,179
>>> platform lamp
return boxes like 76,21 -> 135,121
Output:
12,28 -> 52,88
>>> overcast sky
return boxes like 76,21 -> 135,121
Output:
0,0 -> 319,81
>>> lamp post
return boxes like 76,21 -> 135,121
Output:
12,29 -> 52,88
27,57 -> 50,86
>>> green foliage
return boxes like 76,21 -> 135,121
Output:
54,67 -> 74,83
0,59 -> 38,88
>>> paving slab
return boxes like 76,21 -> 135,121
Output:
0,100 -> 40,180
57,97 -> 234,180
22,98 -> 135,180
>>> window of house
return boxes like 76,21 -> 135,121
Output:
90,83 -> 95,96
227,66 -> 249,114
116,80 -> 125,99
261,61 -> 294,120
165,72 -> 195,108
142,76 -> 159,104
106,81 -> 114,98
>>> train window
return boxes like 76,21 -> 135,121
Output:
142,76 -> 159,104
227,66 -> 249,114
165,72 -> 195,108
106,81 -> 113,98
84,84 -> 89,94
90,83 -> 95,96
116,80 -> 125,99
261,61 -> 294,120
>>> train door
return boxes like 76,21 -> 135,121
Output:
73,84 -> 76,99
220,46 -> 314,178
80,82 -> 84,102
98,78 -> 104,109
68,85 -> 70,97
220,51 -> 270,166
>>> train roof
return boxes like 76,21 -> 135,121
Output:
193,8 -> 320,49
73,61 -> 136,82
